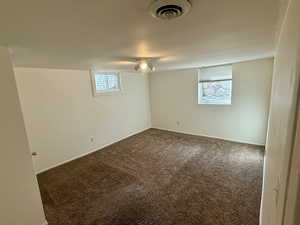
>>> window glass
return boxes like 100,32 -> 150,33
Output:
199,79 -> 232,104
94,74 -> 120,93
198,65 -> 232,105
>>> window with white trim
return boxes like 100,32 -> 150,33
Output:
91,72 -> 121,96
198,65 -> 232,105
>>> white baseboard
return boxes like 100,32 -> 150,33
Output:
152,126 -> 265,146
36,127 -> 150,174
36,126 -> 263,174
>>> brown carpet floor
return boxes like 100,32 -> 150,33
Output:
38,128 -> 264,225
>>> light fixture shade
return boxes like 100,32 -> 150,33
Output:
134,61 -> 155,73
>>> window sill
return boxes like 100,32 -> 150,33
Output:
198,103 -> 232,106
93,88 -> 122,96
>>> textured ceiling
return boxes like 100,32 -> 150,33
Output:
0,0 -> 281,71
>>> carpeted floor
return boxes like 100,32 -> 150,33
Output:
37,128 -> 264,225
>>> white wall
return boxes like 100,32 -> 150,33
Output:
14,68 -> 151,173
149,58 -> 273,145
260,0 -> 300,224
0,47 -> 46,225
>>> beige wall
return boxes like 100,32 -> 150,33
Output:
14,68 -> 151,173
0,47 -> 46,225
149,58 -> 273,145
260,0 -> 300,224
284,104 -> 300,225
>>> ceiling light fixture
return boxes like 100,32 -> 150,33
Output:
134,60 -> 155,73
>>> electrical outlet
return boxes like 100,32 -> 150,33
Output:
176,121 -> 180,126
90,136 -> 94,142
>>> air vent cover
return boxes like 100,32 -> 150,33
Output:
150,0 -> 191,20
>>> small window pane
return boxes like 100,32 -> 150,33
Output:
198,80 -> 232,105
94,74 -> 119,93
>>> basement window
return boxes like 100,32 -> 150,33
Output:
91,71 -> 121,96
198,65 -> 232,105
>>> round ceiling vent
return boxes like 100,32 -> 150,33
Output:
149,0 -> 192,20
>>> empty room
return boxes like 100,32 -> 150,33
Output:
1,0 -> 300,225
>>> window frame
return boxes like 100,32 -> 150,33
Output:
198,77 -> 233,105
90,71 -> 122,96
